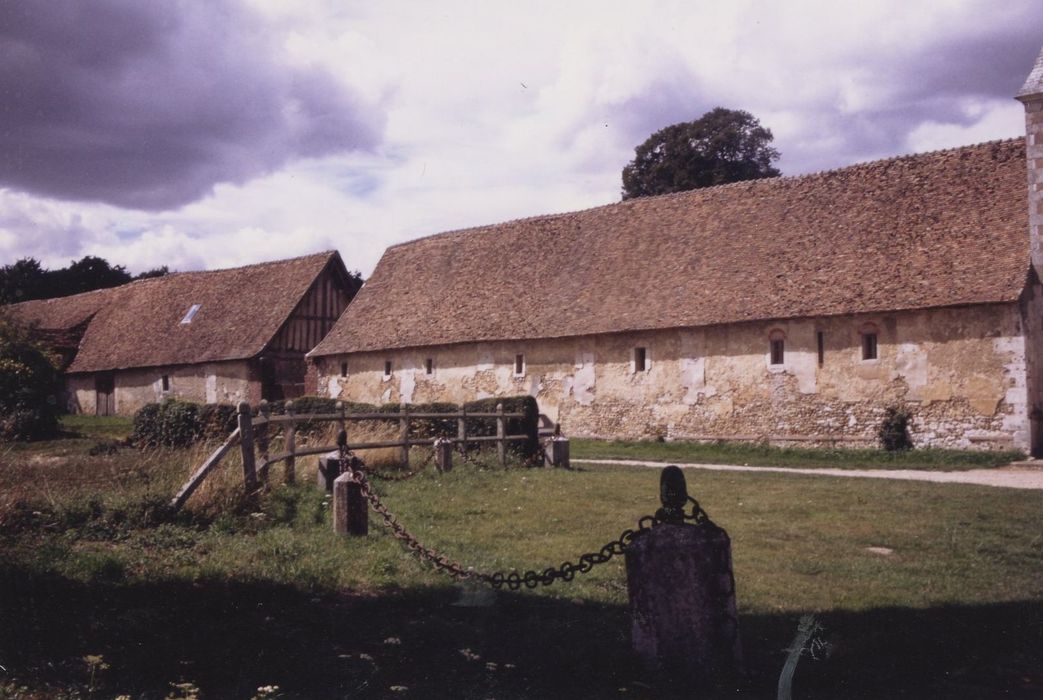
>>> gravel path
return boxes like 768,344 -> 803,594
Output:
572,458 -> 1043,490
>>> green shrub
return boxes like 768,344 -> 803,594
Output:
878,406 -> 913,451
130,400 -> 201,447
199,403 -> 237,440
0,316 -> 61,441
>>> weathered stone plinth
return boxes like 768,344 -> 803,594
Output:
624,522 -> 741,685
333,472 -> 368,536
317,451 -> 341,491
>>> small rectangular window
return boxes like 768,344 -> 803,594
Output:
862,332 -> 878,360
634,347 -> 648,372
161,375 -> 170,391
514,353 -> 525,376
816,331 -> 825,367
770,338 -> 785,366
384,360 -> 392,377
340,362 -> 348,377
180,304 -> 201,324
425,357 -> 433,375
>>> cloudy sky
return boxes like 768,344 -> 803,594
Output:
1,0 -> 1042,277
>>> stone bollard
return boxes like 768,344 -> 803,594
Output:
333,472 -> 368,536
317,451 -> 342,492
434,437 -> 453,472
544,424 -> 570,468
624,466 -> 741,687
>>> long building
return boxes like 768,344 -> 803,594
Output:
306,49 -> 1043,454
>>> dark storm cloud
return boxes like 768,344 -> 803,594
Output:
0,1 -> 382,210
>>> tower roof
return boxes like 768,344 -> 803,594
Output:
1017,45 -> 1043,100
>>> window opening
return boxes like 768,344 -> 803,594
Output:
514,354 -> 525,376
425,357 -> 434,375
340,362 -> 347,377
769,330 -> 785,366
862,332 -> 878,360
634,347 -> 648,372
180,304 -> 201,324
161,375 -> 170,391
816,331 -> 825,367
384,360 -> 392,377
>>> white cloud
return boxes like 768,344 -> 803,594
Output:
2,0 -> 1042,277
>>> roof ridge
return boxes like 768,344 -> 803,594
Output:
384,136 -> 1025,252
137,249 -> 336,282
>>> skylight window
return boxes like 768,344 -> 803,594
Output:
180,304 -> 201,324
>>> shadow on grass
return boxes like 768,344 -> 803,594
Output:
0,568 -> 1040,699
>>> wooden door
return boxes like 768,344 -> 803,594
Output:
95,372 -> 115,416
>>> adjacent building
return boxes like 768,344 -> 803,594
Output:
307,49 -> 1043,454
9,251 -> 358,415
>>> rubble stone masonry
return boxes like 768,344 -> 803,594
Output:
316,302 -> 1036,452
66,360 -> 257,416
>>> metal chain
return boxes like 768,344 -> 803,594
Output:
341,451 -> 712,590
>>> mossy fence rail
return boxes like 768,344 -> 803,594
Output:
170,400 -> 529,511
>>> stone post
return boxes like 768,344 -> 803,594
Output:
317,452 -> 340,491
333,472 -> 368,536
434,437 -> 453,472
624,466 -> 741,687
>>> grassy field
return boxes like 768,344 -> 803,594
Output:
0,417 -> 1041,698
570,437 -> 1026,470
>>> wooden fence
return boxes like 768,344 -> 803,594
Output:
171,400 -> 529,511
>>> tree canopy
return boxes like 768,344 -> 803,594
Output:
621,107 -> 781,200
0,315 -> 61,440
0,256 -> 170,305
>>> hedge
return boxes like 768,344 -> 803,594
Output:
130,395 -> 543,460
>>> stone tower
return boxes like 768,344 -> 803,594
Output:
1017,45 -> 1043,276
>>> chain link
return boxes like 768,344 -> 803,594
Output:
340,451 -> 713,590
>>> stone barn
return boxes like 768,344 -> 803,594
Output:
9,251 -> 359,415
306,51 -> 1043,455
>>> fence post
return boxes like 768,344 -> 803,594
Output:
237,401 -> 257,492
458,407 -> 468,460
496,403 -> 506,467
284,399 -> 296,484
257,399 -> 271,484
399,404 -> 411,469
333,472 -> 368,535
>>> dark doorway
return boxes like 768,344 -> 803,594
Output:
95,372 -> 115,416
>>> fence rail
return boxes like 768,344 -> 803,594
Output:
170,400 -> 532,510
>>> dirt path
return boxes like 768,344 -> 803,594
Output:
572,459 -> 1043,490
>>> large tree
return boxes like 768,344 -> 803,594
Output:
621,107 -> 781,200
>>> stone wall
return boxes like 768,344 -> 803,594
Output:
67,360 -> 258,415
315,302 -> 1034,452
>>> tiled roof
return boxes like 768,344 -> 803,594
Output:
9,251 -> 341,372
1018,46 -> 1043,98
311,138 -> 1030,356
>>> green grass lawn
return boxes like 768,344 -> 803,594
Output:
571,437 -> 1026,471
1,424 -> 1041,697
